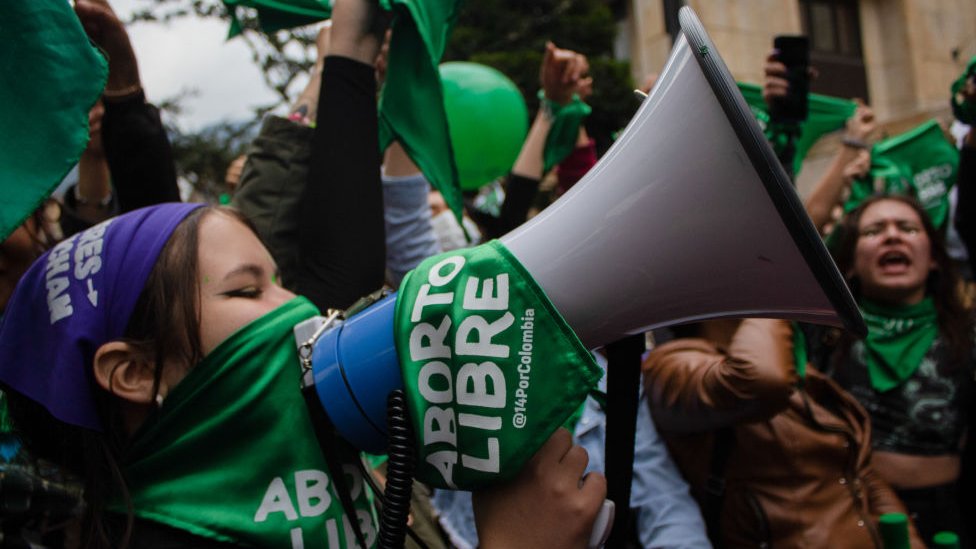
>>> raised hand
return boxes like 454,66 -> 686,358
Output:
74,0 -> 141,98
762,50 -> 789,106
762,49 -> 819,108
329,0 -> 389,66
845,101 -> 877,143
541,42 -> 590,105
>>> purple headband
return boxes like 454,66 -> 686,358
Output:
0,203 -> 205,431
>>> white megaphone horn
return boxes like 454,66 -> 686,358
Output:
297,6 -> 866,455
501,10 -> 865,348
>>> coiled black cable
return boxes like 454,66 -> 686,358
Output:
378,389 -> 416,549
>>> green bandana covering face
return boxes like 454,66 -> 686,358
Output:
860,297 -> 938,393
844,120 -> 958,228
394,240 -> 602,490
120,297 -> 377,548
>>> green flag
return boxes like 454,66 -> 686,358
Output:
0,2 -> 108,241
738,82 -> 856,177
224,0 -> 330,35
378,0 -> 464,220
222,0 -> 465,221
844,120 -> 958,228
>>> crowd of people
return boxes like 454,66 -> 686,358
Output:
1,0 -> 975,547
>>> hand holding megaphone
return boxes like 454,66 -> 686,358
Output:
472,428 -> 612,549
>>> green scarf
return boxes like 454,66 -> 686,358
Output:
394,240 -> 602,490
860,298 -> 938,393
120,297 -> 377,548
539,91 -> 593,173
791,322 -> 808,382
0,1 -> 108,241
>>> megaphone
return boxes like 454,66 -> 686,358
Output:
502,15 -> 864,348
298,6 -> 865,455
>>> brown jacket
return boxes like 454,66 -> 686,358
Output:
643,319 -> 924,548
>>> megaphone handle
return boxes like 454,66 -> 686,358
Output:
603,334 -> 645,546
588,500 -> 615,548
300,383 -> 370,548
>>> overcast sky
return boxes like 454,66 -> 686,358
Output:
113,0 -> 297,131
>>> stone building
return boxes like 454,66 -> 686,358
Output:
613,0 -> 976,195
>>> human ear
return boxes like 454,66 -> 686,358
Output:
93,341 -> 158,405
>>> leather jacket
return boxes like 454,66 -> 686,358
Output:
643,319 -> 924,548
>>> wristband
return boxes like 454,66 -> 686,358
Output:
841,136 -> 869,150
538,96 -> 558,121
74,185 -> 113,208
537,91 -> 583,121
102,83 -> 143,101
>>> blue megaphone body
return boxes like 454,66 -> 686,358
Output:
299,293 -> 401,454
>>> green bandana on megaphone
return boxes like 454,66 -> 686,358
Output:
860,297 -> 938,393
394,240 -> 602,490
119,297 -> 377,548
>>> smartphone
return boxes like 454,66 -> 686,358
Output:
770,35 -> 809,124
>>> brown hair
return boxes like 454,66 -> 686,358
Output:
829,194 -> 974,367
7,206 -> 258,548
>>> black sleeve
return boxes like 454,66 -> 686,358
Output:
469,174 -> 540,240
954,145 -> 976,272
101,92 -> 181,212
293,56 -> 387,312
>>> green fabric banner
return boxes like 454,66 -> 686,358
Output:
738,82 -> 856,177
394,240 -> 602,490
844,120 -> 958,228
222,0 -> 465,221
120,298 -> 377,548
0,2 -> 108,241
224,0 -> 331,35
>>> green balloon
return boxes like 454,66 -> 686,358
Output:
440,62 -> 529,190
